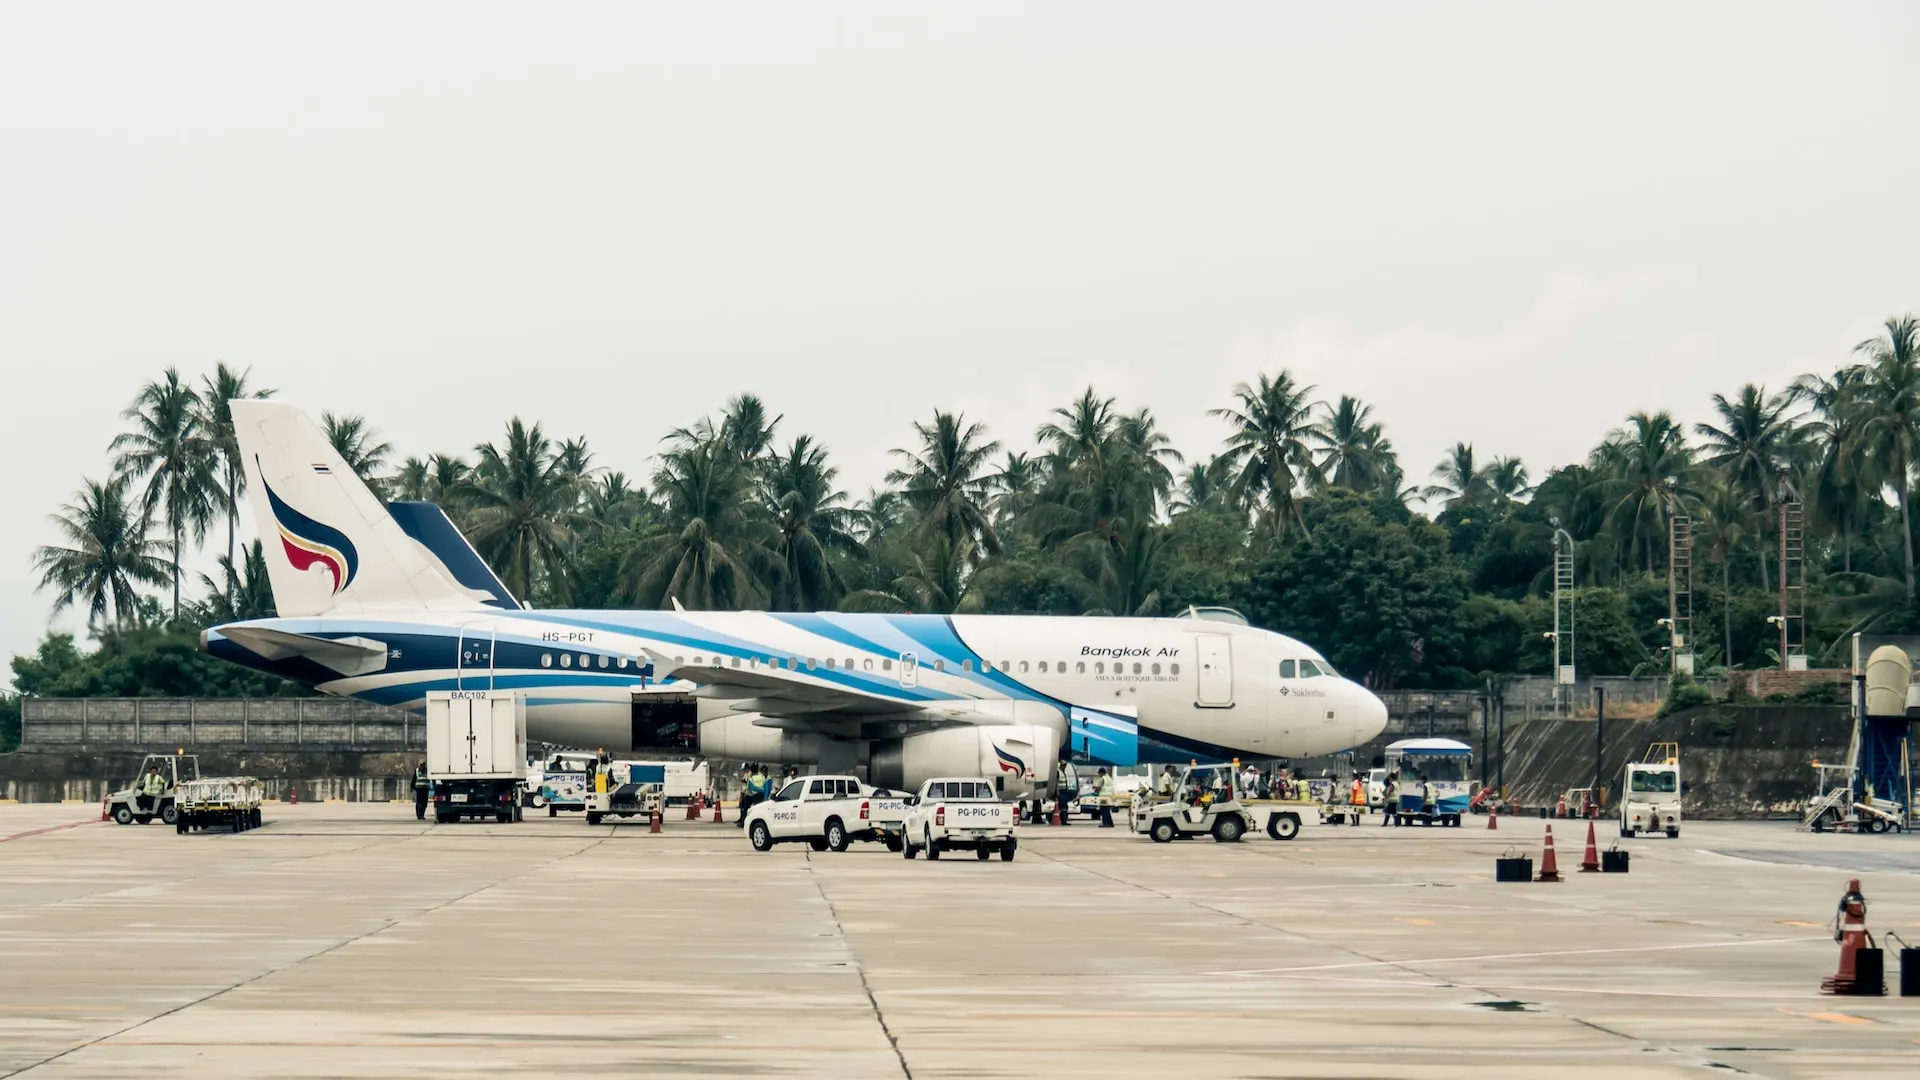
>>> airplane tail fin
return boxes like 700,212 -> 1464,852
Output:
386,501 -> 524,610
232,401 -> 491,617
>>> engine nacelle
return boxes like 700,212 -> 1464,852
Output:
697,714 -> 830,766
868,725 -> 1057,800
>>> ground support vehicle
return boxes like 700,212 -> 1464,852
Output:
527,750 -> 600,815
1365,767 -> 1387,811
1620,742 -> 1682,838
743,775 -> 911,853
427,691 -> 527,824
901,778 -> 1018,861
175,777 -> 264,833
1316,795 -> 1367,826
1383,738 -> 1476,827
1802,763 -> 1908,834
104,754 -> 199,826
1135,764 -> 1303,843
585,762 -> 667,825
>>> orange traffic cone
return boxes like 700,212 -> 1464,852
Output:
1822,879 -> 1884,995
685,793 -> 702,820
289,785 -> 298,805
649,806 -> 662,834
1534,825 -> 1563,882
711,794 -> 724,824
1578,820 -> 1601,873
1487,805 -> 1498,830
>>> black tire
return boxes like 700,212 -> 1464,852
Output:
251,808 -> 262,829
586,812 -> 604,825
1150,818 -> 1178,844
1267,813 -> 1301,841
926,830 -> 941,860
176,818 -> 187,835
1666,828 -> 1679,838
902,839 -> 917,859
1213,815 -> 1245,844
1620,826 -> 1635,838
548,805 -> 557,818
825,820 -> 850,853
161,803 -> 178,826
113,806 -> 133,826
976,845 -> 991,860
809,837 -> 829,852
749,821 -> 774,852
884,836 -> 903,853
1001,838 -> 1017,862
135,815 -> 153,825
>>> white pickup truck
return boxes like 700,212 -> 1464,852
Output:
901,777 -> 1019,861
743,775 -> 911,853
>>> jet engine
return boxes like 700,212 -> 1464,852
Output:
867,725 -> 1057,800
696,714 -> 830,767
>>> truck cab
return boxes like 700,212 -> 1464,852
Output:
1621,748 -> 1682,838
743,775 -> 910,853
901,777 -> 1018,861
105,754 -> 199,826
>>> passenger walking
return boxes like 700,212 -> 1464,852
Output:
412,761 -> 429,821
1094,768 -> 1116,827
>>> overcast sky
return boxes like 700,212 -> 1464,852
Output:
3,3 -> 1917,685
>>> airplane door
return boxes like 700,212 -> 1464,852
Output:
1196,636 -> 1233,707
458,624 -> 495,691
899,652 -> 919,689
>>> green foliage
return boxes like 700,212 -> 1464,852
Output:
0,692 -> 20,753
1245,492 -> 1468,687
1659,672 -> 1716,717
11,631 -> 299,700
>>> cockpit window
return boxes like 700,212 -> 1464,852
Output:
1298,660 -> 1324,678
1278,659 -> 1296,678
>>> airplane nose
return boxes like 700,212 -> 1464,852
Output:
1355,685 -> 1389,745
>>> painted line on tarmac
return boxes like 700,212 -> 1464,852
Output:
1204,935 -> 1825,976
0,819 -> 101,844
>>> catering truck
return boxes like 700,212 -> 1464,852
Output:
743,775 -> 911,853
426,690 -> 527,824
900,777 -> 1018,861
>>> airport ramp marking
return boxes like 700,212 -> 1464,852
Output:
1204,934 -> 1824,976
0,819 -> 101,844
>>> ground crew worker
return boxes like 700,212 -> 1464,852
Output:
1381,772 -> 1398,825
1156,766 -> 1178,798
138,766 -> 166,816
1095,768 -> 1116,828
1056,761 -> 1074,826
737,764 -> 768,828
412,761 -> 429,821
1349,775 -> 1365,807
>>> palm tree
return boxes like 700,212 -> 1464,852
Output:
1115,407 -> 1183,510
1210,371 -> 1323,535
985,451 -> 1042,537
458,419 -> 580,602
1694,383 -> 1800,588
1695,480 -> 1748,665
763,435 -> 861,611
1172,456 -> 1234,515
33,475 -> 172,629
195,362 -> 273,567
1854,315 -> 1920,598
1315,395 -> 1393,493
1791,366 -> 1872,572
320,411 -> 394,494
1422,442 -> 1491,509
1035,388 -> 1117,473
191,539 -> 276,623
110,368 -> 217,620
581,472 -> 648,533
1485,457 -> 1531,509
887,411 -> 1003,557
555,437 -> 597,489
623,438 -> 773,609
719,393 -> 783,464
1596,411 -> 1694,575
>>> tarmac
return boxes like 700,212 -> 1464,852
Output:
1,802 -> 1916,1079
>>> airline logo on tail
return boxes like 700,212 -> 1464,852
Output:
259,459 -> 359,594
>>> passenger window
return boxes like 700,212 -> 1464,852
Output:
541,654 -> 552,668
882,659 -> 892,671
1151,663 -> 1160,675
1077,662 -> 1086,674
560,654 -> 572,668
674,655 -> 685,665
999,661 -> 1010,672
1132,662 -> 1142,674
733,657 -> 743,668
1300,660 -> 1323,678
1095,662 -> 1105,674
962,659 -> 973,672
1170,663 -> 1180,676
598,655 -> 608,669
928,783 -> 945,799
1037,661 -> 1048,673
845,658 -> 855,671
807,657 -> 817,670
616,657 -> 627,669
693,655 -> 703,665
1279,659 -> 1296,678
865,659 -> 875,671
825,658 -> 836,670
808,779 -> 827,795
934,660 -> 945,673
774,781 -> 802,801
1019,661 -> 1029,673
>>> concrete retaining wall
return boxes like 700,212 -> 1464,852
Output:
21,697 -> 422,751
0,749 -> 422,804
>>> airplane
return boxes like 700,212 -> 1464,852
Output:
202,401 -> 1390,800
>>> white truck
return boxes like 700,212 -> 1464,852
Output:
901,777 -> 1018,861
426,691 -> 527,824
584,761 -> 667,825
743,775 -> 911,853
1620,743 -> 1682,838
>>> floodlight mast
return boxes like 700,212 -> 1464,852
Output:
1552,527 -> 1576,717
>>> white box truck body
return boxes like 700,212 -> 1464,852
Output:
426,691 -> 528,823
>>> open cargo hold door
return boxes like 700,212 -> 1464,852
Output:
632,687 -> 698,752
